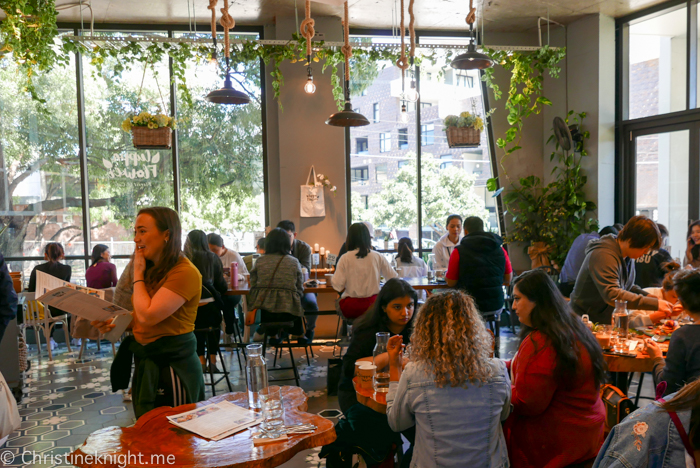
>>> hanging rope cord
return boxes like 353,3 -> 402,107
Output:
341,1 -> 352,82
219,0 -> 235,59
136,58 -> 168,115
300,0 -> 315,62
208,0 -> 218,56
396,0 -> 416,89
466,0 -> 476,28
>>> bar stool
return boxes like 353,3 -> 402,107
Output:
195,326 -> 233,396
482,309 -> 502,358
260,321 -> 301,387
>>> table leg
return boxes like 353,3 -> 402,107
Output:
611,372 -> 629,395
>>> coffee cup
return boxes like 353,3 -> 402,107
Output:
358,364 -> 376,390
354,361 -> 364,376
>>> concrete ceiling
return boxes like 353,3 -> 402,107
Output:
42,0 -> 671,32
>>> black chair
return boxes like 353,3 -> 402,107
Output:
220,308 -> 247,371
194,326 -> 233,396
482,309 -> 502,358
259,319 -> 301,387
627,372 -> 655,406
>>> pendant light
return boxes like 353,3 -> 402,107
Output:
399,101 -> 409,123
451,0 -> 494,70
326,1 -> 370,127
301,1 -> 317,95
205,0 -> 251,105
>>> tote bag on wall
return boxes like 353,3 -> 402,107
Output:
300,166 -> 326,218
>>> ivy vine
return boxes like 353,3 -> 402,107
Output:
482,45 -> 567,191
0,0 -> 66,105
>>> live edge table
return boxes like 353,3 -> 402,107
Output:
70,386 -> 335,468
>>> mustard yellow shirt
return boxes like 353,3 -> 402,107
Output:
133,256 -> 202,345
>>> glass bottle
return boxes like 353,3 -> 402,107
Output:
373,332 -> 390,393
612,300 -> 629,339
245,344 -> 268,409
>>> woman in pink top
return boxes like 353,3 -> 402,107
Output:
85,244 -> 118,289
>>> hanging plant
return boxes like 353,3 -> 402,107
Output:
482,45 -> 567,191
0,0 -> 67,103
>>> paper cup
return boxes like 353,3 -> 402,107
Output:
354,361 -> 364,376
358,364 -> 376,390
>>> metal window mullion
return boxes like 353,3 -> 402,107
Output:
415,65 -> 423,254
168,30 -> 181,213
75,27 -> 91,271
688,1 -> 697,110
690,125 -> 700,219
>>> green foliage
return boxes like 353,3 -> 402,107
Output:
443,111 -> 484,131
503,111 -> 598,267
0,0 -> 66,104
482,45 -> 566,190
365,156 -> 489,234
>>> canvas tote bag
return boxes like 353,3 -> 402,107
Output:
300,166 -> 325,218
0,370 -> 20,441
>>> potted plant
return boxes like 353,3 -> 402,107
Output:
443,112 -> 484,148
121,111 -> 176,149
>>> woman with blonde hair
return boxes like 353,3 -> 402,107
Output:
386,290 -> 511,468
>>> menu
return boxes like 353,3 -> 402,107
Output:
167,400 -> 261,441
37,287 -> 129,322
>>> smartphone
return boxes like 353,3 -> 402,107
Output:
103,313 -> 133,343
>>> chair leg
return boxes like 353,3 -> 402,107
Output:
111,343 -> 116,355
305,345 -> 311,366
44,325 -> 53,362
634,373 -> 645,407
494,317 -> 500,359
97,338 -> 101,352
217,348 -> 233,392
64,320 -> 72,353
78,340 -> 86,360
286,336 -> 300,387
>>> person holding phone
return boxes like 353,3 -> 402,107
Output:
684,220 -> 700,269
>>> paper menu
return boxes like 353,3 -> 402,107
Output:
167,400 -> 261,441
37,287 -> 128,322
36,271 -> 105,300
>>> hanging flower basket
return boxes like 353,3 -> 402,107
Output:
122,112 -> 176,150
444,112 -> 484,148
131,127 -> 172,149
446,127 -> 481,148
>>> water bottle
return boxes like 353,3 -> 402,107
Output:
245,344 -> 268,409
612,300 -> 629,339
373,332 -> 390,393
230,262 -> 238,288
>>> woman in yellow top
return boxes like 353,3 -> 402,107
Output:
94,207 -> 204,418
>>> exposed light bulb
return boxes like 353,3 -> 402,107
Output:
304,66 -> 316,94
405,80 -> 419,103
400,102 -> 409,123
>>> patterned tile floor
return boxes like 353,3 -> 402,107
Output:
3,329 -> 522,468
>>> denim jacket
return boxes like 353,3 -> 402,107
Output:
386,359 -> 511,468
593,394 -> 693,468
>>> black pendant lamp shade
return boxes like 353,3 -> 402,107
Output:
326,101 -> 370,127
451,39 -> 494,70
205,69 -> 251,105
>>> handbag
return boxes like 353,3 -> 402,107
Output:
246,256 -> 285,326
300,165 -> 325,218
0,370 -> 21,439
600,384 -> 637,428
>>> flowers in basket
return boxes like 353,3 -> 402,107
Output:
121,112 -> 176,133
443,111 -> 484,132
317,173 -> 337,196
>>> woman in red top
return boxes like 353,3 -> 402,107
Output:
505,269 -> 607,468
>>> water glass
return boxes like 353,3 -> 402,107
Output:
260,386 -> 284,432
427,270 -> 435,281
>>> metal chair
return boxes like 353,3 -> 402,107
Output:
195,326 -> 233,396
259,320 -> 301,387
23,300 -> 72,361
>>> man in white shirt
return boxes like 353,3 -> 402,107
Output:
207,233 -> 247,335
431,214 -> 463,270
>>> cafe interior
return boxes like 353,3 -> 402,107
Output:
2,0 -> 700,467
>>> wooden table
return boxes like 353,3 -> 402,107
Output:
603,341 -> 668,394
69,386 -> 335,468
226,277 -> 451,296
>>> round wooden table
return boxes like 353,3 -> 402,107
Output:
353,356 -> 388,414
69,386 -> 335,468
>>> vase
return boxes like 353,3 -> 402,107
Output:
527,241 -> 552,269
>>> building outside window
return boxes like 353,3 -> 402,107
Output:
398,128 -> 408,149
421,124 -> 435,146
356,138 -> 369,155
373,103 -> 380,122
361,195 -> 369,209
380,132 -> 392,152
352,167 -> 369,183
376,163 -> 388,182
439,154 -> 453,169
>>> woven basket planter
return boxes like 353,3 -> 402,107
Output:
131,126 -> 172,149
446,126 -> 481,148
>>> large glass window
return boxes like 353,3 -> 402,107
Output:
348,35 -> 497,256
628,6 -> 687,119
418,38 -> 496,254
176,32 -> 264,253
84,32 -> 174,263
0,32 -> 82,278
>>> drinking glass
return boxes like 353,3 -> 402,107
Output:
260,386 -> 284,433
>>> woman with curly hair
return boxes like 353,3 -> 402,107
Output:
385,290 -> 511,468
505,269 -> 607,468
